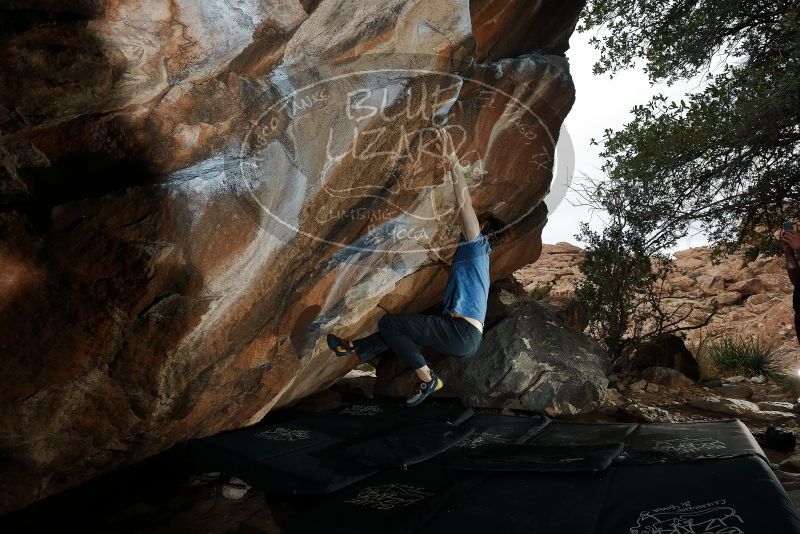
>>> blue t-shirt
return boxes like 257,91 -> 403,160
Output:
441,233 -> 491,324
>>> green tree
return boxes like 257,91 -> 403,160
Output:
574,177 -> 713,365
580,0 -> 800,255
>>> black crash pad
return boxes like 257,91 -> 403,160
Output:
194,403 -> 800,533
191,401 -> 473,495
339,420 -> 475,468
446,442 -> 625,473
284,414 -> 800,533
289,451 -> 800,533
419,470 -> 611,534
619,419 -> 766,463
284,465 -> 487,534
452,414 -> 551,448
594,455 -> 800,534
528,421 -> 637,446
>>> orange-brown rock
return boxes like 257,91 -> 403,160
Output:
514,244 -> 800,372
513,241 -> 583,295
0,0 -> 583,514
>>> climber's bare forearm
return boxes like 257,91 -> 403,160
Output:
449,166 -> 480,241
458,197 -> 481,242
436,127 -> 480,241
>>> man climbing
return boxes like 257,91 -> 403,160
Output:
782,228 -> 800,345
327,126 -> 490,406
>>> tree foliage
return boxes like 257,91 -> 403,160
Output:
574,176 -> 712,363
580,0 -> 800,255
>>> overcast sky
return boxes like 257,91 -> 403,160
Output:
541,30 -> 710,250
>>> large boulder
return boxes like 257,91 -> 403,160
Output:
688,397 -> 796,422
618,401 -> 674,423
712,384 -> 755,400
0,0 -> 584,513
730,278 -> 769,295
375,291 -> 610,415
687,397 -> 761,416
628,333 -> 700,380
641,366 -> 694,388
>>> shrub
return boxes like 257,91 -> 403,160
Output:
526,283 -> 553,300
574,175 -> 714,366
707,336 -> 780,379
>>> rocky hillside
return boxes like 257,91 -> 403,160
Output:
514,243 -> 800,370
0,0 -> 583,514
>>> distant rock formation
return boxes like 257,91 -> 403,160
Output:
0,1 -> 582,513
514,243 -> 800,368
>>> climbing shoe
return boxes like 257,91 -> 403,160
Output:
327,333 -> 356,357
406,373 -> 444,407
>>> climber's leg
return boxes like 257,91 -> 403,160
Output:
377,313 -> 482,372
330,314 -> 460,368
350,331 -> 389,362
328,313 -> 481,406
327,331 -> 388,362
794,286 -> 800,345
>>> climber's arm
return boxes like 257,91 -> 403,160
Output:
438,128 -> 480,241
449,164 -> 481,242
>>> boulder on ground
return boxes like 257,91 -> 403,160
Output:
712,384 -> 755,400
750,411 -> 797,423
724,376 -> 747,384
629,334 -> 700,380
618,401 -> 674,423
759,401 -> 796,412
701,378 -> 723,387
375,292 -> 610,416
605,388 -> 623,403
641,366 -> 694,388
780,455 -> 800,473
688,397 -> 796,422
687,397 -> 760,416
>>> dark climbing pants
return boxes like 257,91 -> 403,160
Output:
794,286 -> 800,345
352,314 -> 482,370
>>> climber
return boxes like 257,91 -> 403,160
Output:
327,126 -> 490,406
781,227 -> 800,345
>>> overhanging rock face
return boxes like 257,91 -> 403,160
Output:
0,0 -> 582,513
